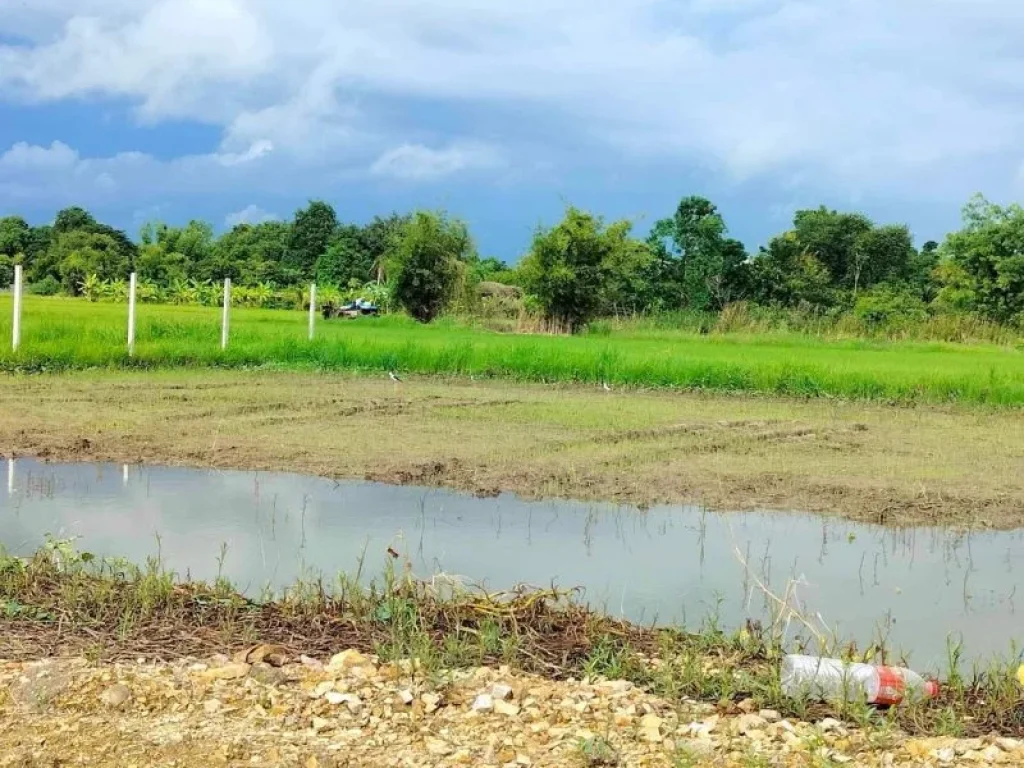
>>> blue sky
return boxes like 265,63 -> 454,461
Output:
2,0 -> 1024,261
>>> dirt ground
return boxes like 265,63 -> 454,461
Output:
3,652 -> 1020,768
1,370 -> 1023,528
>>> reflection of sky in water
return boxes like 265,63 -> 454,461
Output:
3,458 -> 1023,672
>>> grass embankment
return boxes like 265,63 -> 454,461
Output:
2,543 -> 1021,739
3,370 -> 1023,527
2,296 -> 1024,405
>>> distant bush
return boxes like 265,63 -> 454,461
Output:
29,275 -> 61,296
853,287 -> 928,327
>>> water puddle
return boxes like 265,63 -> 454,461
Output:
3,458 -> 1022,670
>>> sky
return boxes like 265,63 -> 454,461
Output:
2,0 -> 1024,261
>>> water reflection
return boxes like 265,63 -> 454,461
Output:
2,458 -> 1022,670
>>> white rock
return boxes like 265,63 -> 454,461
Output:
324,691 -> 347,705
490,683 -> 514,701
398,689 -> 415,706
759,709 -> 781,723
472,693 -> 495,712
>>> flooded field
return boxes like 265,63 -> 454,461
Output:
3,458 -> 1022,671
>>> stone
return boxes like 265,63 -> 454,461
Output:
324,691 -> 347,705
398,689 -> 415,706
934,747 -> 956,764
311,717 -> 332,733
340,694 -> 363,714
313,681 -> 335,698
203,699 -> 223,715
491,683 -> 514,701
99,684 -> 131,708
736,714 -> 767,734
249,662 -> 288,686
737,697 -> 757,714
233,644 -> 289,667
198,662 -> 250,681
472,694 -> 495,712
421,692 -> 442,713
425,738 -> 452,756
640,714 -> 664,743
981,745 -> 1003,762
818,718 -> 843,733
328,650 -> 373,673
494,700 -> 521,717
759,709 -> 781,723
10,661 -> 70,711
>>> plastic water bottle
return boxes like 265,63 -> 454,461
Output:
781,654 -> 939,706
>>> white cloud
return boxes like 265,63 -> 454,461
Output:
225,204 -> 279,228
371,142 -> 502,181
1,0 -> 1024,199
216,139 -> 274,167
0,140 -> 79,169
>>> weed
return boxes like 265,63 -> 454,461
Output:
576,736 -> 619,767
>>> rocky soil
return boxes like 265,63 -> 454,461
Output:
1,648 -> 1021,767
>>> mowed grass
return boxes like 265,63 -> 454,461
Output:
2,295 -> 1024,404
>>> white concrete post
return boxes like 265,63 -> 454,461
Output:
221,278 -> 231,350
127,272 -> 137,357
308,283 -> 317,341
12,264 -> 22,352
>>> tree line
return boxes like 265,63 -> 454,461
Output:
1,194 -> 1022,331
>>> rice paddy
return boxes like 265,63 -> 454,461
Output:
1,296 -> 1024,405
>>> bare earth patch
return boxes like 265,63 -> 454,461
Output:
1,370 -> 1022,528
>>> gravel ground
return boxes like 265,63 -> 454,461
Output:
1,648 -> 1021,767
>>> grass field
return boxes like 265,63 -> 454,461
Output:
2,296 -> 1024,405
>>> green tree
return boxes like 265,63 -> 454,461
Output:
520,206 -> 642,330
50,231 -> 130,295
648,196 -> 748,310
210,221 -> 291,285
749,233 -> 834,310
940,195 -> 1024,321
0,216 -> 31,257
390,211 -> 473,323
286,200 -> 338,279
362,213 -> 411,283
791,207 -> 916,294
315,225 -> 372,287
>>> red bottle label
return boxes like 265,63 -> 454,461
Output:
873,666 -> 905,706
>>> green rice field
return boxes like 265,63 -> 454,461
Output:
2,295 -> 1023,405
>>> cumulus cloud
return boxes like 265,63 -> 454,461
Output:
224,204 -> 279,228
371,142 -> 503,181
0,140 -> 79,169
1,0 -> 1024,199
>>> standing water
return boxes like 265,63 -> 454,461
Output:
2,458 -> 1022,671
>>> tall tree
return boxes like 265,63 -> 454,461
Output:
315,225 -> 372,287
286,200 -> 338,279
49,231 -> 130,295
362,213 -> 411,283
390,211 -> 473,323
939,195 -> 1024,321
648,196 -> 747,310
520,206 -> 643,330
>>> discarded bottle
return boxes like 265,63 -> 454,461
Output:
781,654 -> 939,706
